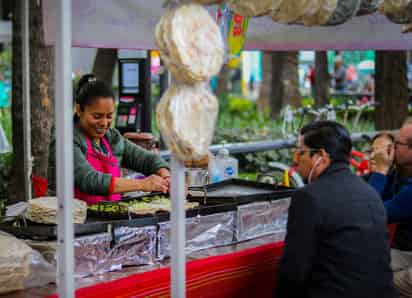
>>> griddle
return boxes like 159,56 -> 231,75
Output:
188,179 -> 295,205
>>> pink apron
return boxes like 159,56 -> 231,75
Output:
75,136 -> 121,205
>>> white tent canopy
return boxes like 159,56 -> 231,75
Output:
43,0 -> 412,51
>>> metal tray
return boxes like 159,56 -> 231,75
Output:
188,179 -> 295,205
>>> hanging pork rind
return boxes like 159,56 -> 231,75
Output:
155,4 -> 224,84
271,0 -> 359,26
228,0 -> 273,17
379,0 -> 412,24
271,0 -> 321,24
296,0 -> 338,26
325,0 -> 360,25
156,84 -> 219,162
192,0 -> 223,4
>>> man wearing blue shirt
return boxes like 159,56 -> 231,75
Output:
368,119 -> 412,297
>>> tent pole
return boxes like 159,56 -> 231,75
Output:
170,155 -> 186,298
55,0 -> 75,297
21,0 -> 32,201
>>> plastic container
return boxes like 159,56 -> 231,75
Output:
213,148 -> 238,181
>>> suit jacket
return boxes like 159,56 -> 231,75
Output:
275,162 -> 398,298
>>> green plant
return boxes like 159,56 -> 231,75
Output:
0,152 -> 12,203
0,47 -> 12,80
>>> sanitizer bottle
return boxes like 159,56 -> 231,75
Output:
215,148 -> 238,181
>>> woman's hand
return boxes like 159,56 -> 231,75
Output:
157,168 -> 171,187
139,174 -> 169,193
369,144 -> 395,175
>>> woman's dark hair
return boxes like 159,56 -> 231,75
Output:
300,121 -> 352,163
74,74 -> 114,122
371,132 -> 395,144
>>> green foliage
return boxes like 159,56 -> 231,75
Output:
0,47 -> 12,80
0,108 -> 12,143
0,152 -> 12,205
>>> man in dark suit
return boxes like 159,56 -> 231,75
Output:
275,121 -> 397,298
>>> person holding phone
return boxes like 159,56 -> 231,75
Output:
368,120 -> 412,297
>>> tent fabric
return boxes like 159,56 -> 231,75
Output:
42,0 -> 412,51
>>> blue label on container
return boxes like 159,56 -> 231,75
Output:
225,167 -> 234,176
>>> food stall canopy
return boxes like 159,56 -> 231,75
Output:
42,0 -> 412,51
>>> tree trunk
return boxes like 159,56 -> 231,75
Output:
282,51 -> 301,108
257,52 -> 272,111
30,1 -> 54,179
9,0 -> 25,203
314,51 -> 330,107
216,64 -> 230,98
375,51 -> 408,130
92,49 -> 117,85
270,52 -> 285,118
9,1 -> 55,203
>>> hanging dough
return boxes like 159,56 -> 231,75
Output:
155,4 -> 224,84
156,83 -> 219,162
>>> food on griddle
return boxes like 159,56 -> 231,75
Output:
88,196 -> 199,216
25,197 -> 87,224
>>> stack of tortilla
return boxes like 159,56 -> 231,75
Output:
25,197 -> 87,224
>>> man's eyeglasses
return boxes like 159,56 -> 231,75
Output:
293,147 -> 321,156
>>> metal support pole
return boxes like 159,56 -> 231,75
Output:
55,0 -> 75,297
21,0 -> 32,201
170,155 -> 186,298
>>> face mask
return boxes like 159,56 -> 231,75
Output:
308,157 -> 323,184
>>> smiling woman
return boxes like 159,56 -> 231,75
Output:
47,74 -> 170,205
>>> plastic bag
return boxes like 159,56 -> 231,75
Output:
155,3 -> 224,84
227,0 -> 272,17
0,232 -> 55,294
156,83 -> 219,162
379,0 -> 412,24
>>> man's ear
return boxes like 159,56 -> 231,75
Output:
319,149 -> 331,165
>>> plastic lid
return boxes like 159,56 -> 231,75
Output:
217,147 -> 230,157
